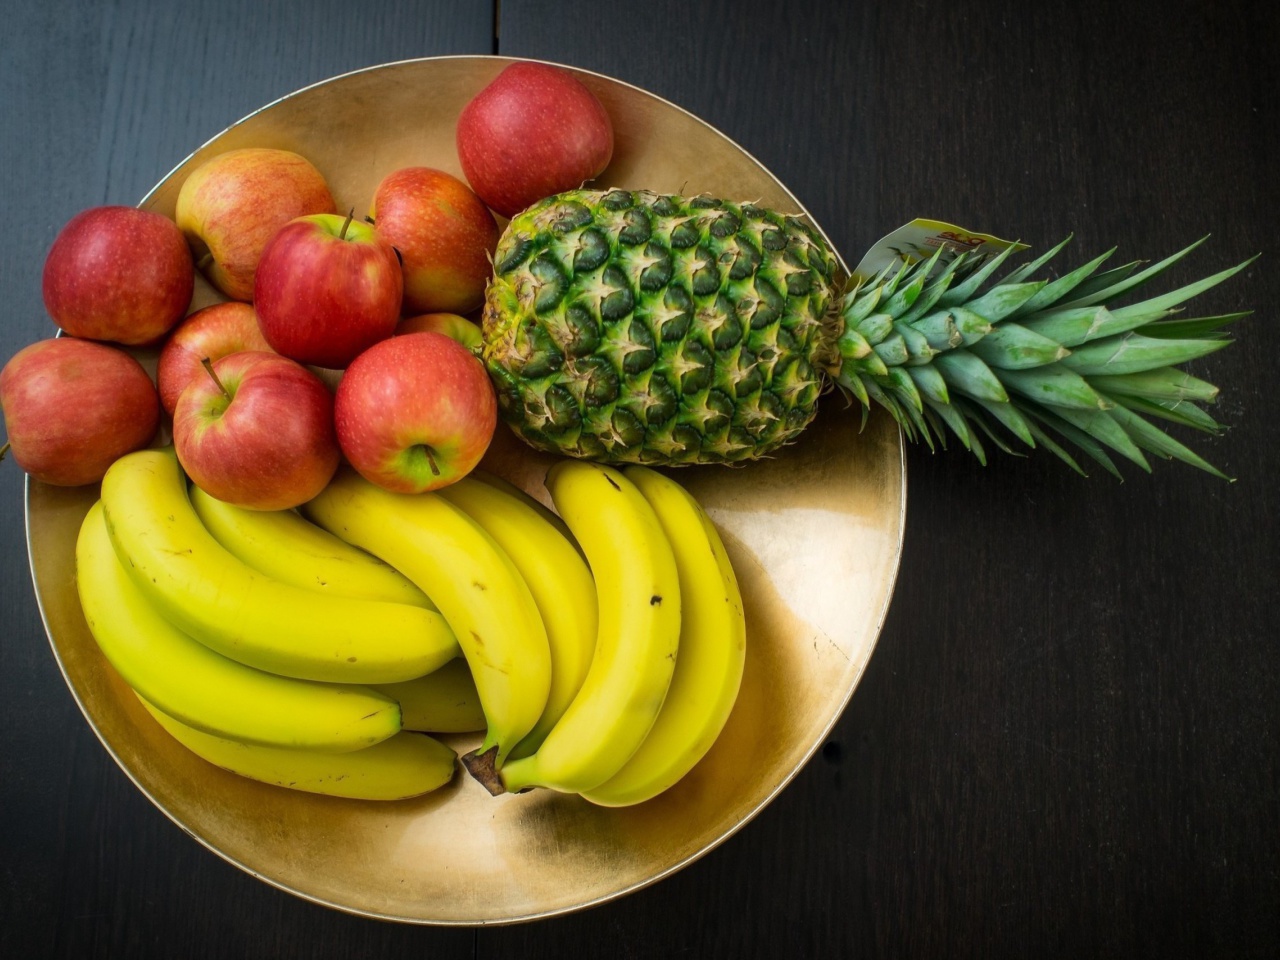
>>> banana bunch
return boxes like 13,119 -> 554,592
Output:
78,446 -> 482,800
459,461 -> 748,807
80,446 -> 745,807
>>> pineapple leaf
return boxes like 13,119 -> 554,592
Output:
1058,237 -> 1208,308
906,363 -> 950,405
897,257 -> 967,324
1059,332 -> 1230,377
1105,403 -> 1231,479
968,321 -> 1070,370
972,395 -> 1037,448
1108,393 -> 1225,434
961,280 -> 1045,324
1023,411 -> 1122,479
1050,406 -> 1151,470
1000,364 -> 1111,411
932,350 -> 1009,403
1009,248 -> 1115,317
1060,260 -> 1142,304
937,244 -> 1022,307
1106,255 -> 1257,322
999,234 -> 1077,286
1086,366 -> 1220,404
1136,311 -> 1251,339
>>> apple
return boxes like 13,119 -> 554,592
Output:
456,62 -> 614,218
172,351 -> 339,510
368,167 -> 498,315
42,206 -> 194,345
333,332 -> 496,494
395,312 -> 483,350
254,213 -> 403,370
0,337 -> 159,486
156,302 -> 274,415
175,148 -> 336,301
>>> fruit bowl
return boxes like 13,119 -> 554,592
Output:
26,56 -> 905,924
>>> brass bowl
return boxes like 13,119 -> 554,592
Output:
26,56 -> 905,924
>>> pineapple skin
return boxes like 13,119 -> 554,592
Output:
481,189 -> 842,464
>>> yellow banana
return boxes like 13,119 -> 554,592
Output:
76,500 -> 401,751
189,485 -> 434,608
469,468 -> 577,544
100,448 -> 458,683
436,475 -> 597,759
373,658 -> 486,733
139,696 -> 456,801
493,460 -> 681,796
302,467 -> 551,768
582,467 -> 746,806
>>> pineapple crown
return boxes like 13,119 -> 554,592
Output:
830,237 -> 1256,479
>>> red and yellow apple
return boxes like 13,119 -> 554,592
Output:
254,213 -> 403,370
333,331 -> 496,493
42,206 -> 194,345
172,351 -> 339,510
0,337 -> 160,486
175,148 -> 336,301
156,302 -> 274,415
369,167 -> 498,315
395,312 -> 482,350
456,62 -> 614,218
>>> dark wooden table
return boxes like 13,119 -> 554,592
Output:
2,1 -> 1275,957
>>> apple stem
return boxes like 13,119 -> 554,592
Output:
425,448 -> 441,477
0,440 -> 9,462
200,357 -> 232,401
339,207 -> 356,240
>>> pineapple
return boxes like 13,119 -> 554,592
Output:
481,188 -> 1252,477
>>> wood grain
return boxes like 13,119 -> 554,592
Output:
1,0 -> 1275,957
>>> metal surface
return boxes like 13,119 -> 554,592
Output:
25,56 -> 906,925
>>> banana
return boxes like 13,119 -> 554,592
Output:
100,448 -> 459,683
436,475 -> 597,759
139,696 -> 456,801
491,460 -> 681,796
76,500 -> 402,751
302,466 -> 551,768
469,468 -> 577,545
189,485 -> 434,608
373,658 -> 486,733
581,467 -> 746,806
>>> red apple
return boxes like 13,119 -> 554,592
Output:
334,332 -> 496,494
175,148 -> 336,301
0,337 -> 159,486
369,167 -> 498,315
395,313 -> 482,350
456,62 -> 614,218
254,213 -> 403,370
42,206 -> 194,345
172,351 -> 339,510
156,302 -> 274,415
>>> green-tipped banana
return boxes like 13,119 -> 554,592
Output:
100,448 -> 459,683
488,460 -> 681,796
302,467 -> 551,768
76,501 -> 401,751
189,486 -> 434,608
582,467 -> 746,806
437,475 -> 598,759
140,697 -> 456,801
373,658 -> 486,733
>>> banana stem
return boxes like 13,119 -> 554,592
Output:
461,746 -> 506,796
